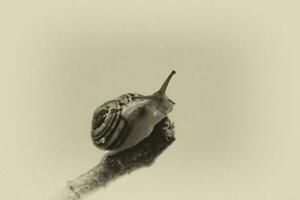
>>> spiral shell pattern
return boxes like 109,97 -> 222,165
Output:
91,93 -> 142,150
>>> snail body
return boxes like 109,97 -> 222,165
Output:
91,71 -> 176,154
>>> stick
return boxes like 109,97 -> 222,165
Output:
50,117 -> 175,200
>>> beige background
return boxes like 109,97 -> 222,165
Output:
1,1 -> 300,200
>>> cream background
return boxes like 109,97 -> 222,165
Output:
0,1 -> 299,200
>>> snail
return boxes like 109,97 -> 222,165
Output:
91,70 -> 176,155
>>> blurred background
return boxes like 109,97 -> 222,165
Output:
0,1 -> 299,200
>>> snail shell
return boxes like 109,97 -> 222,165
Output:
91,93 -> 142,150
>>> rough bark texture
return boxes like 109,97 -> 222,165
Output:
50,117 -> 175,200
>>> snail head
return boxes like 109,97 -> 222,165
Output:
134,70 -> 176,116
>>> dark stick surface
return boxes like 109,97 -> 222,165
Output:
51,117 -> 175,200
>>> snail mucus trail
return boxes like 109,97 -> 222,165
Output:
91,70 -> 176,155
